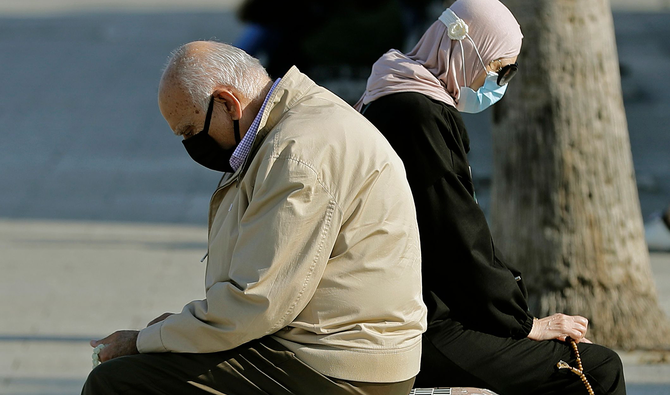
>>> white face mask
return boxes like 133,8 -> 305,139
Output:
456,71 -> 508,114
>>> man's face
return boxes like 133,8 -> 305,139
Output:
158,78 -> 237,149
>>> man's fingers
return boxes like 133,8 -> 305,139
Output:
91,330 -> 139,364
98,347 -> 109,362
98,344 -> 115,363
90,337 -> 107,347
91,332 -> 116,348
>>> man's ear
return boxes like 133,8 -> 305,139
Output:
212,88 -> 242,121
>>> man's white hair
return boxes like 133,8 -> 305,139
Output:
165,41 -> 270,111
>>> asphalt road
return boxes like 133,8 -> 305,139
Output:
0,9 -> 668,226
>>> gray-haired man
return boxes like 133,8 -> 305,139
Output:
82,41 -> 426,395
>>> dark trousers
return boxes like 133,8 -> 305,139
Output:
82,337 -> 415,395
415,320 -> 625,395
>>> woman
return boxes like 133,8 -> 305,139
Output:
356,0 -> 626,394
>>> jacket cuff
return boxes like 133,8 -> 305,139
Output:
137,322 -> 168,353
517,313 -> 535,338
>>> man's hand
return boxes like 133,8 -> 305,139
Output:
147,313 -> 174,327
527,313 -> 590,343
91,330 -> 139,363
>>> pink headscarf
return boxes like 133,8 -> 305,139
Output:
355,0 -> 523,110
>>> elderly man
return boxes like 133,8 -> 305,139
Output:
82,40 -> 426,395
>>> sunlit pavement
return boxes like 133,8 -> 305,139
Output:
0,220 -> 206,394
0,219 -> 668,394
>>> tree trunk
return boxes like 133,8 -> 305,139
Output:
491,0 -> 670,349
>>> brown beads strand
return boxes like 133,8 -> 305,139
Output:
556,339 -> 595,395
570,339 -> 584,372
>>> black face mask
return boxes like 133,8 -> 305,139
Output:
182,96 -> 240,172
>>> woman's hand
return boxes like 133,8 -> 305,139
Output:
527,313 -> 590,343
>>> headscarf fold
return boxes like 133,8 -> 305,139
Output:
355,0 -> 523,111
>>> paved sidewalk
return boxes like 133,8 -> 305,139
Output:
1,0 -> 665,14
0,220 -> 207,395
0,0 -> 242,15
0,219 -> 669,395
610,0 -> 670,11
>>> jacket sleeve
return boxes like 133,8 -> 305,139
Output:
363,93 -> 534,339
137,155 -> 340,353
420,169 -> 534,339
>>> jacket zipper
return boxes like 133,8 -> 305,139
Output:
202,100 -> 274,263
202,173 -> 240,264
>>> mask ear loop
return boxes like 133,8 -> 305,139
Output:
204,95 -> 241,145
439,9 -> 488,90
202,95 -> 215,135
233,120 -> 241,145
465,34 -> 489,77
457,36 -> 488,87
459,40 -> 466,88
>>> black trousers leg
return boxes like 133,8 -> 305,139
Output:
415,320 -> 625,395
82,336 -> 414,395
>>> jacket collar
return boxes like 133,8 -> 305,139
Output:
253,66 -> 315,146
217,66 -> 316,187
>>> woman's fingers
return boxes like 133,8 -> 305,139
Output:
528,313 -> 590,342
570,316 -> 588,340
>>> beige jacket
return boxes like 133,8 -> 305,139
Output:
137,67 -> 426,383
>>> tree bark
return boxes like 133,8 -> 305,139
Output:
491,0 -> 670,349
